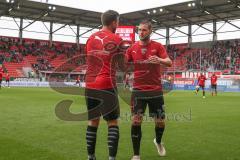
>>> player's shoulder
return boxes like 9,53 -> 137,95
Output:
86,32 -> 97,45
101,30 -> 122,42
127,41 -> 139,51
88,31 -> 101,40
108,32 -> 122,43
151,40 -> 164,47
150,40 -> 165,51
131,41 -> 139,47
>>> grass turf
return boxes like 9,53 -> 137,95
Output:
0,87 -> 239,160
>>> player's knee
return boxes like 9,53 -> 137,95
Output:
132,115 -> 143,126
107,119 -> 118,126
88,119 -> 100,127
155,119 -> 165,128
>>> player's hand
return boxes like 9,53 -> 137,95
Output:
119,40 -> 132,52
147,55 -> 161,64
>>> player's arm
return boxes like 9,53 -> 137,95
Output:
120,47 -> 133,71
197,77 -> 200,85
148,56 -> 172,67
114,53 -> 127,71
147,44 -> 172,66
114,38 -> 132,71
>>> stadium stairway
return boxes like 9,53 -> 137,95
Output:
73,64 -> 87,72
24,55 -> 37,64
50,54 -> 67,68
3,61 -> 26,77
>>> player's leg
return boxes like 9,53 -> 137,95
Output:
202,86 -> 206,98
125,82 -> 128,89
148,95 -> 166,156
195,86 -> 199,95
102,88 -> 120,160
85,89 -> 102,160
87,119 -> 100,160
131,91 -> 147,160
124,82 -> 129,90
106,119 -> 119,160
105,111 -> 120,160
154,118 -> 166,156
131,113 -> 144,159
215,85 -> 217,96
211,85 -> 214,96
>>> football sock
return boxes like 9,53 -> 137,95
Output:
88,155 -> 96,160
131,125 -> 142,155
108,126 -> 119,158
86,126 -> 98,157
155,126 -> 165,144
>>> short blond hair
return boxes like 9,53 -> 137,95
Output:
139,20 -> 152,30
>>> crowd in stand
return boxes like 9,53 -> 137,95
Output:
0,36 -> 85,75
33,57 -> 53,71
167,44 -> 187,60
0,37 -> 23,63
185,40 -> 240,72
1,36 -> 240,76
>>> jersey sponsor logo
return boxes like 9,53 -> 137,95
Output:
151,49 -> 157,54
94,35 -> 108,45
103,41 -> 118,53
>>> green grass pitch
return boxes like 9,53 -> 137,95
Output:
0,87 -> 239,160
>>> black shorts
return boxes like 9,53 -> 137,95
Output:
211,84 -> 217,89
0,79 -> 2,84
199,85 -> 205,90
6,80 -> 9,82
85,88 -> 120,121
131,89 -> 165,119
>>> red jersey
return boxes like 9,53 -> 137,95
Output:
211,75 -> 217,85
6,75 -> 10,81
126,40 -> 168,91
198,75 -> 207,86
76,77 -> 80,82
85,29 -> 122,89
0,68 -> 3,80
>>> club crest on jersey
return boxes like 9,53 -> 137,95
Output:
141,48 -> 147,55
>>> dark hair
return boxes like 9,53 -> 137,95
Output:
139,20 -> 152,30
101,10 -> 119,26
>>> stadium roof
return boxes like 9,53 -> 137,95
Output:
0,0 -> 102,28
29,0 -> 192,14
0,0 -> 240,30
121,0 -> 240,30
